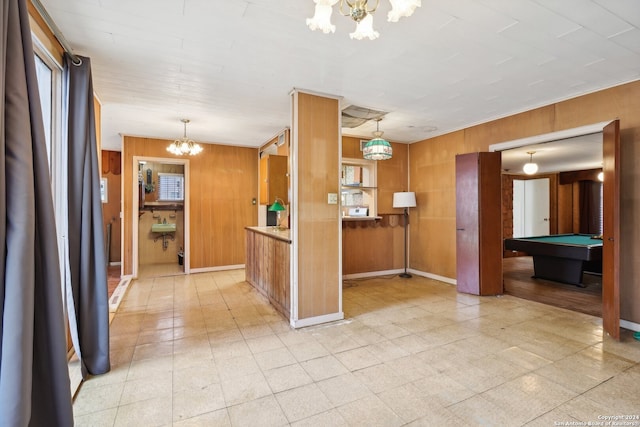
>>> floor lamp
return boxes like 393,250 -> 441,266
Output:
393,192 -> 417,278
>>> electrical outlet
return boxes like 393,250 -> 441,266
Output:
328,193 -> 338,204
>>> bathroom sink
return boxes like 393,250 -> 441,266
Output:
151,223 -> 176,233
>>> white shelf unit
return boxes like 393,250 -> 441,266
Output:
341,158 -> 377,219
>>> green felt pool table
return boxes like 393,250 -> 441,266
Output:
504,234 -> 603,286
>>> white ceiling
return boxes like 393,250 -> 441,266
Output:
40,0 -> 640,158
500,132 -> 603,174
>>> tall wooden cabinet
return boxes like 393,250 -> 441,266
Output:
455,152 -> 503,295
260,154 -> 288,205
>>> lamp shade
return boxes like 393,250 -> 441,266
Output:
523,162 -> 538,175
393,192 -> 416,208
268,198 -> 286,211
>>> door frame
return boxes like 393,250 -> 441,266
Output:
131,156 -> 190,278
489,121 -> 620,339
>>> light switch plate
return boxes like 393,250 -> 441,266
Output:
328,193 -> 338,204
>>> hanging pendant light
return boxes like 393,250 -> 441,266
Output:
167,119 -> 203,156
523,151 -> 538,175
363,118 -> 392,160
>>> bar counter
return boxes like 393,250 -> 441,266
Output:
245,227 -> 290,319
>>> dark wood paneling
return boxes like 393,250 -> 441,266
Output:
602,120 -> 620,339
456,152 -> 503,295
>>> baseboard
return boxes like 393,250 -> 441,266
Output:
343,269 -> 403,280
290,312 -> 344,329
109,275 -> 133,313
620,319 -> 640,332
407,269 -> 457,285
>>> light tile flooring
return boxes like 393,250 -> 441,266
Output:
138,263 -> 185,279
74,271 -> 640,426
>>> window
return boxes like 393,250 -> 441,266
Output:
157,173 -> 184,201
34,54 -> 53,166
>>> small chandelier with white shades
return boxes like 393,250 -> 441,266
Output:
167,119 -> 203,156
307,0 -> 421,40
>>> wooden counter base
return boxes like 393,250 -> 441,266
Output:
245,227 -> 290,320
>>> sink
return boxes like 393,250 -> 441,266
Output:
151,223 -> 176,233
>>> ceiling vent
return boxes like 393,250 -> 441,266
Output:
341,105 -> 388,128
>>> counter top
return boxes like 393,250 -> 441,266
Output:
245,226 -> 291,243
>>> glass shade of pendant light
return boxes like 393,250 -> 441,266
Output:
350,14 -> 379,40
523,151 -> 538,175
388,0 -> 421,22
363,119 -> 392,160
306,0 -> 339,33
167,119 -> 203,156
307,0 -> 421,39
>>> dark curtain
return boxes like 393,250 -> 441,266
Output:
579,180 -> 603,234
1,0 -> 74,425
65,53 -> 111,379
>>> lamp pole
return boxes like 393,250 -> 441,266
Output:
400,206 -> 412,278
393,192 -> 416,279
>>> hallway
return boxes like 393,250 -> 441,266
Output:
74,271 -> 640,426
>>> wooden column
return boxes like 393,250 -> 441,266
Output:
290,90 -> 343,327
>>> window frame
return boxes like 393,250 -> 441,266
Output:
157,172 -> 185,202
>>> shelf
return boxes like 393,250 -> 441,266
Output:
341,185 -> 377,190
342,216 -> 381,221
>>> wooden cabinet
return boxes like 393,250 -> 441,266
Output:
260,155 -> 288,205
246,228 -> 290,319
455,152 -> 503,295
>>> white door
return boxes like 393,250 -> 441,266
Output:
513,178 -> 550,237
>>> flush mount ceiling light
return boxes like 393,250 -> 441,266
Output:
167,119 -> 202,156
363,118 -> 393,160
306,0 -> 421,40
523,151 -> 538,175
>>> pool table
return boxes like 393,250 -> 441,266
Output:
504,234 -> 602,286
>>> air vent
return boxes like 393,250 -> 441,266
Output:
341,105 -> 387,128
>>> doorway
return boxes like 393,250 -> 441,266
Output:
132,156 -> 190,279
490,121 -> 620,338
513,178 -> 550,237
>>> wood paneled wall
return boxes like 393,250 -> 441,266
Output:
138,209 -> 184,264
409,80 -> 640,323
122,136 -> 258,275
294,91 -> 341,320
409,131 -> 465,278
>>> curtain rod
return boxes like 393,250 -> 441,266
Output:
30,0 -> 82,65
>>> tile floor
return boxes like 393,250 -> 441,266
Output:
73,271 -> 640,426
138,262 -> 185,279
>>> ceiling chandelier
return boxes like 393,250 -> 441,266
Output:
167,119 -> 202,156
307,0 -> 421,40
363,119 -> 393,160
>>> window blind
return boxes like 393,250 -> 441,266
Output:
157,173 -> 184,201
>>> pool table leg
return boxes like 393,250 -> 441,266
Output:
531,255 -> 586,286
